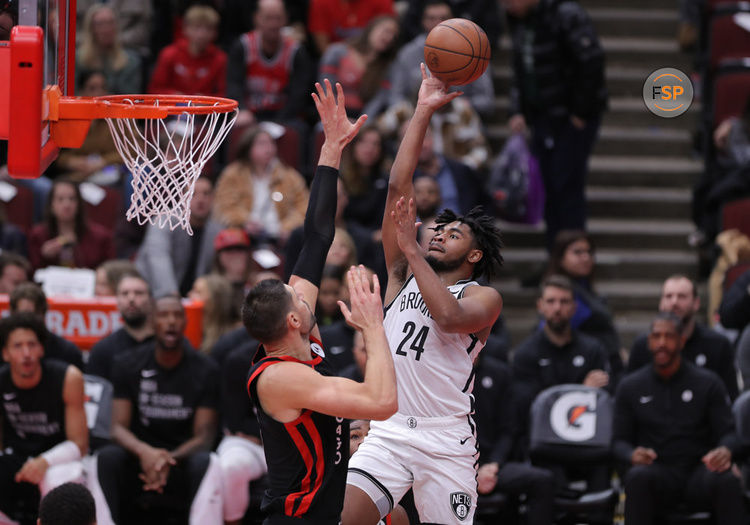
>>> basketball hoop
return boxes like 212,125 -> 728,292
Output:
48,91 -> 238,234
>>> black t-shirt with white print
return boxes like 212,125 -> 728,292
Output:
112,340 -> 219,450
0,359 -> 68,458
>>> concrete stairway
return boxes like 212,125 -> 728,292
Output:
489,0 -> 703,350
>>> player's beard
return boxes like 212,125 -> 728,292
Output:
425,253 -> 465,273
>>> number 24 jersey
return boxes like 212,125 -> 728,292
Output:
383,275 -> 485,418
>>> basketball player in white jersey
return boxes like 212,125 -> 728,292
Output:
342,64 -> 504,525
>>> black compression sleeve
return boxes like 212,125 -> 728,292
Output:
291,165 -> 338,286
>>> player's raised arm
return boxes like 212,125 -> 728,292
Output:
382,64 -> 462,275
258,267 -> 397,421
289,80 -> 367,318
391,196 -> 502,336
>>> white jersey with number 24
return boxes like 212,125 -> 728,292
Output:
382,274 -> 485,418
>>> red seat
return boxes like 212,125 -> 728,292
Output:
724,261 -> 750,290
1,182 -> 34,233
722,196 -> 750,238
83,185 -> 122,231
712,66 -> 750,127
709,9 -> 750,70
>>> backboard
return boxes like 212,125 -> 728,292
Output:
0,0 -> 76,178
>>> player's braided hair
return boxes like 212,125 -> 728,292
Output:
433,207 -> 504,281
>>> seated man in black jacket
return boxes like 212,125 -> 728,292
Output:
512,275 -> 611,491
87,271 -> 154,381
513,275 -> 611,419
628,275 -> 738,399
614,311 -> 746,525
95,295 -> 222,524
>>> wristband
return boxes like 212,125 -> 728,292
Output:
40,440 -> 81,467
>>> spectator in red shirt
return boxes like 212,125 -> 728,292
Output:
148,5 -> 227,97
307,0 -> 394,56
227,0 -> 313,129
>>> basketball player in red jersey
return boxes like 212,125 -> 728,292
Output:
243,80 -> 398,525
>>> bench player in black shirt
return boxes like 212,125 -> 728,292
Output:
95,294 -> 222,524
0,313 -> 88,522
614,311 -> 747,524
87,271 -> 155,381
244,80 -> 397,525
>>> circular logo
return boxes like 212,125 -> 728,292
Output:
550,391 -> 597,442
456,505 -> 468,519
695,353 -> 707,367
481,376 -> 493,389
682,390 -> 693,402
643,68 -> 693,118
572,355 -> 585,367
407,417 -> 417,429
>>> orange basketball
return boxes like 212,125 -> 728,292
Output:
424,18 -> 491,86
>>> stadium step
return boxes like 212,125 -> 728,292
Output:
497,244 -> 698,280
499,217 -> 694,251
586,186 -> 691,220
587,155 -> 701,188
493,95 -> 701,130
588,8 -> 680,39
492,64 -> 698,100
486,124 -> 695,157
488,0 -> 702,356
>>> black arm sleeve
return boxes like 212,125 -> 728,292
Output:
292,165 -> 338,287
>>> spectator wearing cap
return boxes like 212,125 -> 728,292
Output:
211,228 -> 255,294
135,176 -> 222,298
213,126 -> 309,245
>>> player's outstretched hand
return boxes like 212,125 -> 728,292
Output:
391,196 -> 422,257
417,63 -> 462,111
339,265 -> 382,332
312,80 -> 368,151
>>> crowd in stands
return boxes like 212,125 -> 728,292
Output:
2,0 -> 750,524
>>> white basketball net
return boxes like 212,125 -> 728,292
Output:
105,102 -> 237,235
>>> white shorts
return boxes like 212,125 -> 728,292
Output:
347,413 -> 478,524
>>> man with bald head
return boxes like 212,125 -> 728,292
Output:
626,275 -> 738,399
227,0 -> 313,129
